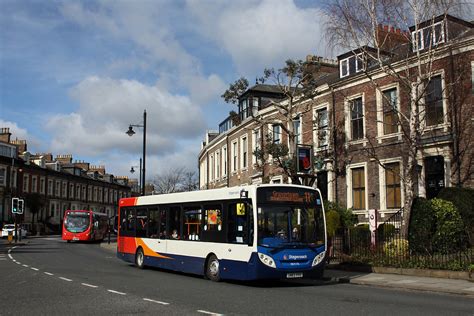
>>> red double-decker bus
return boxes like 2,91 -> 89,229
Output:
62,210 -> 109,242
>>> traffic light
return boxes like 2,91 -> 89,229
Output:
12,197 -> 19,214
297,145 -> 313,174
18,199 -> 24,214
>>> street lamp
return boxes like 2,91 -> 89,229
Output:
129,158 -> 142,193
126,110 -> 147,196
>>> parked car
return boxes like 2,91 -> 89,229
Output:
1,224 -> 27,238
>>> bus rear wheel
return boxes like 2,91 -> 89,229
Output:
135,248 -> 145,269
206,255 -> 220,282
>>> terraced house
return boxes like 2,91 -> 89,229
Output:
199,14 -> 474,224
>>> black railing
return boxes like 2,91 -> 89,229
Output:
329,208 -> 473,271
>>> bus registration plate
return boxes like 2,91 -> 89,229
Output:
73,237 -> 79,241
286,272 -> 303,279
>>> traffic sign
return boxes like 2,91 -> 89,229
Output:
12,197 -> 19,214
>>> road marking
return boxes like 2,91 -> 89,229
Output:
197,310 -> 222,315
8,254 -> 13,259
108,289 -> 126,295
143,298 -> 170,305
44,272 -> 54,276
22,264 -> 29,268
31,267 -> 39,271
82,283 -> 98,288
15,262 -> 21,265
59,277 -> 73,282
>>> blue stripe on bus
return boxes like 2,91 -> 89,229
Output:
117,248 -> 325,281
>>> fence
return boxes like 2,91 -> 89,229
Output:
329,209 -> 474,271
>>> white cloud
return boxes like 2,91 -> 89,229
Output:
187,0 -> 329,75
44,77 -> 206,159
0,120 -> 42,150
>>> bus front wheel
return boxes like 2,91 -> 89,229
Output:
206,255 -> 220,282
135,248 -> 145,269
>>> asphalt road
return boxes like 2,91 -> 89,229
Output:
1,237 -> 473,315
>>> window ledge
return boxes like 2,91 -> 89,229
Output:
423,123 -> 449,132
346,138 -> 368,146
315,145 -> 329,152
376,132 -> 402,143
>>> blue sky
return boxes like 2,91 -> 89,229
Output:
0,0 -> 331,181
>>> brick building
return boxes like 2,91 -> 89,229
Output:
199,15 -> 474,223
0,128 -> 132,232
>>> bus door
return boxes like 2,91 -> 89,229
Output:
147,207 -> 168,257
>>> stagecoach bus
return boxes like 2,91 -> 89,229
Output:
117,184 -> 327,281
62,210 -> 109,242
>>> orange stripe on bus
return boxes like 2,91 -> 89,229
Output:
136,238 -> 173,259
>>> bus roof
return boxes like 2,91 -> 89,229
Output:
119,184 -> 320,207
65,210 -> 109,217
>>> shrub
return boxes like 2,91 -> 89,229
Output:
325,210 -> 340,237
430,198 -> 465,253
325,201 -> 357,229
409,197 -> 435,253
377,223 -> 396,242
438,187 -> 474,245
384,238 -> 409,258
349,224 -> 371,248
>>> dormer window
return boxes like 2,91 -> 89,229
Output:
412,21 -> 445,52
340,59 -> 349,77
339,53 -> 364,78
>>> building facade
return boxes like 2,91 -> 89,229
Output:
0,128 -> 132,232
199,15 -> 474,223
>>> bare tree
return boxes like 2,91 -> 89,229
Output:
222,58 -> 326,184
325,0 -> 469,235
153,167 -> 198,194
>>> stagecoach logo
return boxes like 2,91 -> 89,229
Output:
283,254 -> 307,260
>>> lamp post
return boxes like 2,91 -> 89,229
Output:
129,158 -> 142,194
126,110 -> 147,196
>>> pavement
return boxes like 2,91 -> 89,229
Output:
3,237 -> 474,297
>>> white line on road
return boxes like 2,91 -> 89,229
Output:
59,277 -> 73,282
22,264 -> 29,268
82,283 -> 98,288
44,272 -> 54,276
8,254 -> 13,259
108,289 -> 126,295
31,267 -> 39,271
197,310 -> 223,316
143,298 -> 170,305
15,262 -> 21,265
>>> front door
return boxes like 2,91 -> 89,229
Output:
424,156 -> 445,199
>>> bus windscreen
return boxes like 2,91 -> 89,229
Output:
64,212 -> 91,233
256,187 -> 325,249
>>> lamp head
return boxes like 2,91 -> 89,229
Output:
126,125 -> 136,136
130,166 -> 135,174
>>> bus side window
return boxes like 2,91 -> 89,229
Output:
159,209 -> 166,239
148,208 -> 160,238
227,203 -> 248,244
126,208 -> 136,236
183,206 -> 202,241
168,206 -> 181,240
135,208 -> 148,238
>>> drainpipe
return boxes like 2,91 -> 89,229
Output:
449,47 -> 461,187
331,88 -> 339,204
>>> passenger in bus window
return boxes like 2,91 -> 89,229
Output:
171,229 -> 179,239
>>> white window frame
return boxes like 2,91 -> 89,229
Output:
48,179 -> 53,196
346,162 -> 368,214
378,158 -> 404,212
412,21 -> 445,52
340,58 -> 349,78
252,128 -> 261,165
272,124 -> 281,144
420,70 -> 448,130
344,93 -> 366,144
231,141 -> 238,173
31,176 -> 38,193
240,134 -> 248,170
215,149 -> 221,180
23,175 -> 29,193
0,167 -> 6,186
292,115 -> 302,145
40,177 -> 45,194
222,145 -> 228,178
270,175 -> 284,184
313,103 -> 330,150
210,154 -> 215,181
355,53 -> 364,73
376,83 -> 402,140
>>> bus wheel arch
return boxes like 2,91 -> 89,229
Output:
135,247 -> 145,269
205,253 -> 221,282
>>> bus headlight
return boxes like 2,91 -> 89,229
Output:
312,251 -> 326,267
258,253 -> 276,268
